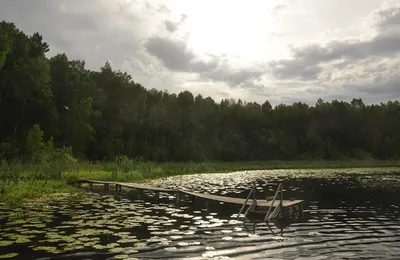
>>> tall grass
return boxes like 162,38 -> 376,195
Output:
0,180 -> 74,205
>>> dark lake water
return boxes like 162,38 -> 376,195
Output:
1,168 -> 400,259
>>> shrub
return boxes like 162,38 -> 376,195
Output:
42,147 -> 78,180
0,142 -> 19,161
116,155 -> 134,173
0,160 -> 21,183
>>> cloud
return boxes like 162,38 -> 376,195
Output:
145,36 -> 219,72
144,36 -> 265,89
164,14 -> 187,33
269,4 -> 400,82
339,58 -> 400,98
164,20 -> 178,33
376,5 -> 400,31
271,4 -> 286,15
199,62 -> 265,89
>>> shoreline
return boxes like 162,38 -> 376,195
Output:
2,159 -> 400,205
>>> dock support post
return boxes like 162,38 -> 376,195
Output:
252,181 -> 256,200
205,200 -> 210,212
77,181 -> 81,188
89,183 -> 93,190
104,183 -> 109,192
175,192 -> 181,205
191,195 -> 196,207
155,192 -> 159,201
298,202 -> 304,221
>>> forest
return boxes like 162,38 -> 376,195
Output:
2,20 -> 400,163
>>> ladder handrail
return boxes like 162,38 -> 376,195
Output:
268,200 -> 281,219
263,183 -> 282,221
237,182 -> 256,219
244,199 -> 257,217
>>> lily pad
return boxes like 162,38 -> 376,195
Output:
0,241 -> 13,247
125,249 -> 139,254
15,237 -> 31,244
0,253 -> 19,259
92,244 -> 107,250
109,247 -> 126,253
32,246 -> 61,254
117,238 -> 138,244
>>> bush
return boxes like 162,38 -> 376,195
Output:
24,124 -> 56,163
0,142 -> 19,161
116,155 -> 134,173
41,147 -> 78,180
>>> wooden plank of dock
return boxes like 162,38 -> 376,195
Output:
179,190 -> 303,208
79,180 -> 173,193
117,182 -> 173,193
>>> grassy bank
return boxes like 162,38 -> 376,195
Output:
0,180 -> 75,205
2,159 -> 400,204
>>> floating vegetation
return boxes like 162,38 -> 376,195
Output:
1,170 -> 400,259
117,237 -> 139,244
0,241 -> 13,247
32,246 -> 62,254
109,247 -> 126,253
0,253 -> 19,259
15,236 -> 32,244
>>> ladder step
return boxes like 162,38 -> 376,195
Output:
250,210 -> 268,214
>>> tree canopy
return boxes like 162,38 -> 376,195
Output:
1,21 -> 400,162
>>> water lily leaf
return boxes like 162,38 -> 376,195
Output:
15,237 -> 31,244
109,247 -> 126,253
117,238 -> 138,244
0,241 -> 13,247
125,249 -> 139,254
104,243 -> 120,249
0,253 -> 19,259
32,246 -> 61,254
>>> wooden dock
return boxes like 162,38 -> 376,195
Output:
79,180 -> 172,192
77,180 -> 304,220
179,190 -> 303,208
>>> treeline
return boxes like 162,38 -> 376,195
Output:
1,21 -> 400,162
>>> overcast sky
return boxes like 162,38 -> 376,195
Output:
2,0 -> 400,105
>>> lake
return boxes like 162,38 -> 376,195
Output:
1,168 -> 400,259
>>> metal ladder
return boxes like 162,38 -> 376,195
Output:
236,182 -> 284,221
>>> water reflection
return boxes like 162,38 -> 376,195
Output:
1,168 -> 400,259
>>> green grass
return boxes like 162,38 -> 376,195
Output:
0,180 -> 75,205
2,159 -> 400,204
